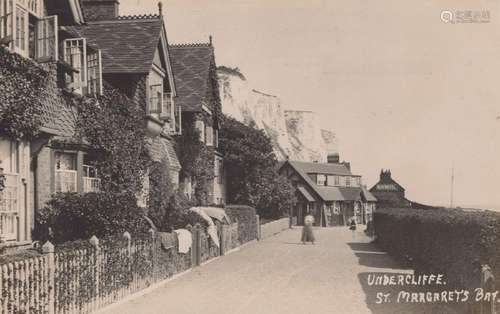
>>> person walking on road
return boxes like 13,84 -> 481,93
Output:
302,214 -> 315,244
349,217 -> 357,240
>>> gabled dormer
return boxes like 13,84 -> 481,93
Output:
63,6 -> 180,136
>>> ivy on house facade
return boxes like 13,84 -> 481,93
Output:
0,46 -> 48,140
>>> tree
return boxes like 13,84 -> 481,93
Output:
219,115 -> 296,219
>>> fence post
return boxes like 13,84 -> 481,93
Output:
194,224 -> 201,266
149,228 -> 157,283
42,241 -> 55,314
220,224 -> 226,256
89,235 -> 100,311
255,214 -> 260,241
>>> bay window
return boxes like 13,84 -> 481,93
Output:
0,0 -> 57,60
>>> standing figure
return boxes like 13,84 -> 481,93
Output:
349,217 -> 357,240
301,214 -> 315,244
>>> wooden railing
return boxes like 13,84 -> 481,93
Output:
83,177 -> 100,193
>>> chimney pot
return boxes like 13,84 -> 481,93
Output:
81,0 -> 120,21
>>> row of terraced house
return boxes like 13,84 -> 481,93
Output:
0,0 -> 226,250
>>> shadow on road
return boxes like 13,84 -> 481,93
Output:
346,242 -> 385,253
347,240 -> 410,270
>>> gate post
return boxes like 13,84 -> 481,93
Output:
42,241 -> 55,314
481,264 -> 496,314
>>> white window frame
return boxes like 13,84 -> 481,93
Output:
54,152 -> 77,193
346,176 -> 351,187
34,15 -> 58,61
86,48 -> 103,96
0,0 -> 14,45
1,0 -> 57,61
63,37 -> 87,94
0,140 -> 20,241
317,174 -> 326,186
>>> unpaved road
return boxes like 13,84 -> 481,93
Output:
98,227 -> 460,314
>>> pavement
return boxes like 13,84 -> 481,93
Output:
98,227 -> 461,314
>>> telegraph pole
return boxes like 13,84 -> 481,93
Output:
450,164 -> 455,208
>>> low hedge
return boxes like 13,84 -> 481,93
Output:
225,205 -> 258,244
374,207 -> 500,289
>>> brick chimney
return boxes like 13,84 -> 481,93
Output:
327,152 -> 340,164
380,169 -> 392,181
81,0 -> 120,21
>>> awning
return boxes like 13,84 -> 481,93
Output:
297,186 -> 315,202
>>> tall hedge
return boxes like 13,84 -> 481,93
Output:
225,205 -> 258,244
374,207 -> 500,289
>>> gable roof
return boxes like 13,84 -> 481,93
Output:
361,186 -> 377,202
369,176 -> 405,193
281,160 -> 373,202
287,160 -> 353,176
64,15 -> 164,74
169,43 -> 215,112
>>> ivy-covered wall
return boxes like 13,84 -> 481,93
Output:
0,46 -> 49,139
176,112 -> 215,206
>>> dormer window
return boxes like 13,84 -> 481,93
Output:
317,174 -> 326,186
1,0 -> 57,61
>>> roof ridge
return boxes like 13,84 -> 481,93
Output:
86,14 -> 161,24
117,14 -> 161,20
170,42 -> 212,48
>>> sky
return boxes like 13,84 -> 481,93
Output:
120,0 -> 500,209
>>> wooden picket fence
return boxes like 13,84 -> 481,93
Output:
0,222 -> 244,314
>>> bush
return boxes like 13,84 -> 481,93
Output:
225,205 -> 258,244
374,207 -> 500,289
219,115 -> 296,218
35,192 -> 150,244
161,192 -> 208,231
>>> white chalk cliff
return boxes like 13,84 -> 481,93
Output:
217,66 -> 338,162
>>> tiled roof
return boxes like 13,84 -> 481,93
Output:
287,160 -> 353,176
282,160 -> 375,202
169,43 -> 214,112
361,186 -> 377,202
297,186 -> 315,202
147,136 -> 181,171
64,15 -> 163,73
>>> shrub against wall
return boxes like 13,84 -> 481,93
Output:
374,207 -> 500,288
35,192 -> 149,244
225,205 -> 258,244
75,87 -> 151,195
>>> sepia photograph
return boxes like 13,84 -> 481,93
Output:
0,0 -> 499,313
